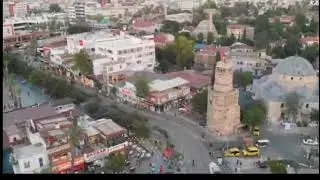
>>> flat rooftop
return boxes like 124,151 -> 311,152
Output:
13,143 -> 46,159
88,118 -> 125,137
3,104 -> 58,128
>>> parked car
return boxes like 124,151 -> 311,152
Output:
243,147 -> 260,157
224,148 -> 241,157
302,139 -> 319,146
256,161 -> 268,169
256,139 -> 270,148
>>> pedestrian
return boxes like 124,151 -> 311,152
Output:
27,92 -> 30,96
192,160 -> 195,167
236,159 -> 239,165
240,161 -> 242,166
235,168 -> 237,173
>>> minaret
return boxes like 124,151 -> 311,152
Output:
206,56 -> 241,136
204,9 -> 219,33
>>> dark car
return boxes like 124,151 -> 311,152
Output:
257,161 -> 268,169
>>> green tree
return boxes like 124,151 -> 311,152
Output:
310,109 -> 319,122
72,49 -> 93,75
255,15 -> 270,34
283,35 -> 301,56
68,120 -> 83,171
269,160 -> 287,174
242,101 -> 266,130
49,4 -> 62,13
26,38 -> 38,58
284,92 -> 300,122
300,45 -> 319,63
207,32 -> 214,44
160,20 -> 180,34
241,71 -> 253,88
135,77 -> 150,98
308,18 -> 319,35
175,35 -> 195,69
85,101 -> 101,115
67,24 -> 91,35
255,30 -> 269,49
107,154 -> 126,173
191,90 -> 208,116
197,33 -> 204,42
295,13 -> 308,33
215,51 -> 221,62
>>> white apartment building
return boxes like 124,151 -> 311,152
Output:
11,143 -> 50,174
68,1 -> 101,22
66,30 -> 156,76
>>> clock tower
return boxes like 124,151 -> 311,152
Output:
206,57 -> 241,136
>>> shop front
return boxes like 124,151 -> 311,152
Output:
83,141 -> 129,163
52,157 -> 86,174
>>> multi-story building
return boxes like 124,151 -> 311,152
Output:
117,72 -> 191,112
194,46 -> 230,69
3,2 -> 15,18
67,1 -> 101,22
230,42 -> 267,76
77,116 -> 128,163
67,31 -> 156,76
226,24 -> 255,40
11,143 -> 50,174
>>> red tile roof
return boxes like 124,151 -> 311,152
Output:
227,24 -> 245,30
301,36 -> 319,44
164,71 -> 211,89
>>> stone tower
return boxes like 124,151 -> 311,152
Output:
206,57 -> 241,136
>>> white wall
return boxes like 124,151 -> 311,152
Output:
14,151 -> 50,174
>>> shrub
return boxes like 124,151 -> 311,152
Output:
269,160 -> 287,174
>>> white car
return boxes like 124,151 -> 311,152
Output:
302,139 -> 319,146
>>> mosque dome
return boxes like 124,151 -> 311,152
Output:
274,56 -> 316,76
192,20 -> 218,37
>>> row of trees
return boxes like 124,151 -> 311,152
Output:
4,53 -> 88,104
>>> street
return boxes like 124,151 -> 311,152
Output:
17,54 -> 319,173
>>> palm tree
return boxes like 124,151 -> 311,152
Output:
68,118 -> 83,172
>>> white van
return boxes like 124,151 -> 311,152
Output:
256,139 -> 270,148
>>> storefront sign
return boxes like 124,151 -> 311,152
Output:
84,141 -> 128,163
108,141 -> 128,153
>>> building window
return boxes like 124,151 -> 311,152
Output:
306,104 -> 309,108
39,158 -> 43,167
280,103 -> 284,108
291,77 -> 293,80
24,161 -> 31,169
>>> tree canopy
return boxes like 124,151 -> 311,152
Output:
107,154 -> 126,172
72,49 -> 93,75
175,35 -> 195,69
284,92 -> 300,122
67,24 -> 91,35
269,160 -> 287,174
135,77 -> 150,98
49,4 -> 62,13
233,71 -> 253,88
241,101 -> 266,129
207,32 -> 214,44
191,90 -> 208,116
